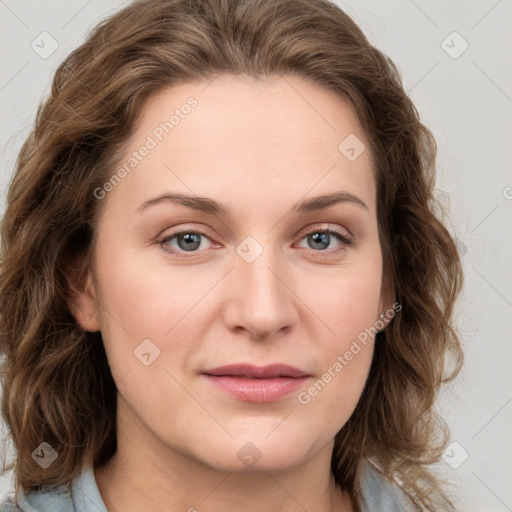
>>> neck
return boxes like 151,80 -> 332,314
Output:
95,400 -> 355,512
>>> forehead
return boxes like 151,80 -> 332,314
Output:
104,75 -> 376,217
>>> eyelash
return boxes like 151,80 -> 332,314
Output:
158,226 -> 354,258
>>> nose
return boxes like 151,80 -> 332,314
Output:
222,243 -> 298,340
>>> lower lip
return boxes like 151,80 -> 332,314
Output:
201,375 -> 309,402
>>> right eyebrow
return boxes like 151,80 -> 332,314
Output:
136,193 -> 231,216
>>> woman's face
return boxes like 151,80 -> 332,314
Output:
76,75 -> 391,474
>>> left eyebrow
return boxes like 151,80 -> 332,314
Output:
293,191 -> 369,214
135,191 -> 369,216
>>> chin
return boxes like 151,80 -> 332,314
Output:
194,435 -> 317,474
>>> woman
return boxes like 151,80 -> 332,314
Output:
0,0 -> 464,510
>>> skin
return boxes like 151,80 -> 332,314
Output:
70,74 -> 393,512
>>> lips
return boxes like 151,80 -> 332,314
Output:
201,363 -> 309,379
200,364 -> 311,402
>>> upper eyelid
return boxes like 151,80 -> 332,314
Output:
296,223 -> 352,238
159,222 -> 351,239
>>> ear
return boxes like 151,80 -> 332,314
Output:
65,260 -> 101,332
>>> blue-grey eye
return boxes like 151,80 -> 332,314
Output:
162,231 -> 210,253
297,229 -> 351,251
308,232 -> 332,250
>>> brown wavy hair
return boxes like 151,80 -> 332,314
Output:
0,0 -> 463,509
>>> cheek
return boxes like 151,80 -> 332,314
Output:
299,259 -> 383,342
95,240 -> 212,338
294,257 -> 382,415
92,237 -> 215,387
298,315 -> 376,434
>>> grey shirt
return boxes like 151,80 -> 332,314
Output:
0,459 -> 421,511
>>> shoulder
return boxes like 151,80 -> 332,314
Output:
0,496 -> 20,512
0,482 -> 74,512
359,459 -> 421,511
359,459 -> 453,512
0,464 -> 107,512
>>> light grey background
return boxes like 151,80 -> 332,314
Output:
0,1 -> 511,511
